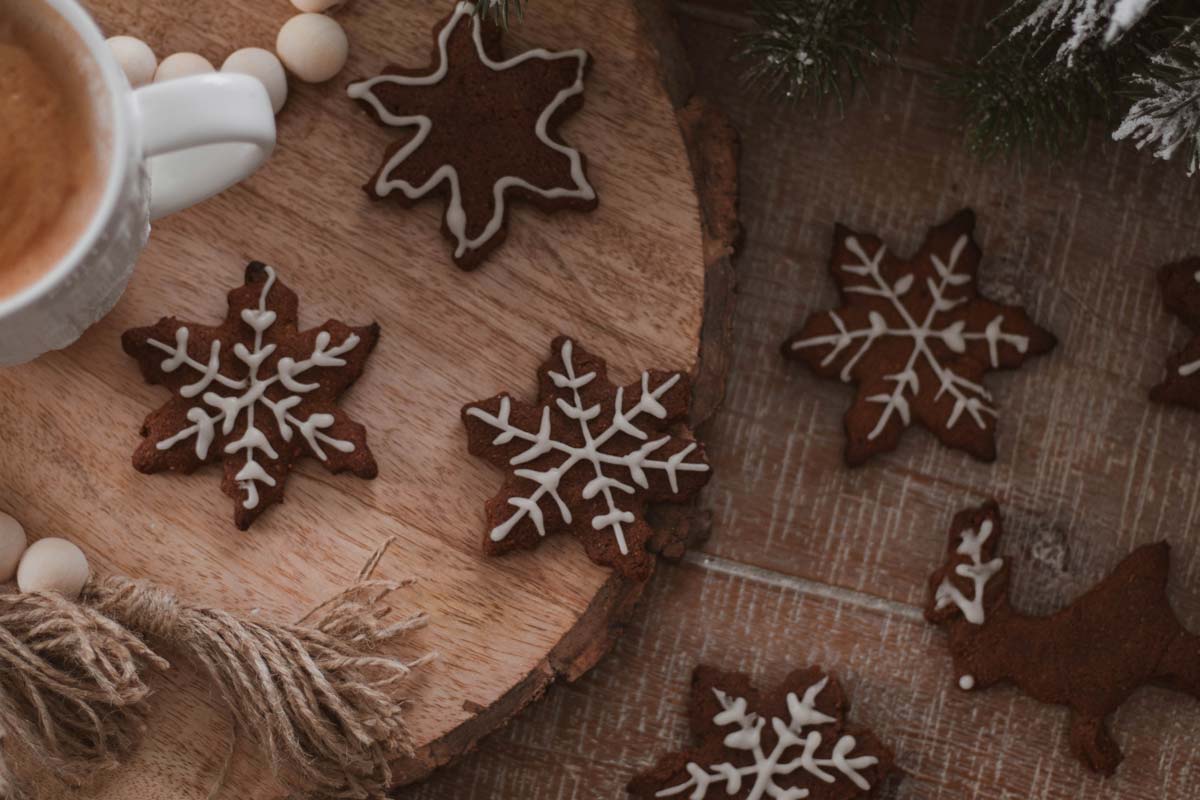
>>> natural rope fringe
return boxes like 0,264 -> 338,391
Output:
0,540 -> 431,800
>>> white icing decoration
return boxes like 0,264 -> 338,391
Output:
464,339 -> 708,555
656,677 -> 878,800
789,234 -> 1032,440
934,518 -> 1004,625
147,266 -> 361,510
1180,270 -> 1200,377
346,1 -> 595,261
959,674 -> 976,691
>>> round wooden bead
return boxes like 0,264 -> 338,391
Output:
155,52 -> 216,83
17,538 -> 90,599
290,0 -> 345,11
222,47 -> 289,114
0,513 -> 27,584
276,13 -> 349,84
106,35 -> 157,88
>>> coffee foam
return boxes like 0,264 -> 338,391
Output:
0,2 -> 110,299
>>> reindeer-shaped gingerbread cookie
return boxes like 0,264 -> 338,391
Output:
925,501 -> 1200,775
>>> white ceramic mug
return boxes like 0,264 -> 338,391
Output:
0,0 -> 276,366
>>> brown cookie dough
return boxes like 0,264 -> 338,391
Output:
461,336 -> 710,579
926,501 -> 1200,774
782,209 -> 1056,465
347,1 -> 597,270
628,665 -> 900,799
122,261 -> 380,530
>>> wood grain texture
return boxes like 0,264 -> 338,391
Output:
404,2 -> 1200,797
0,0 -> 709,796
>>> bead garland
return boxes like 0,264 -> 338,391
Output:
0,511 -> 91,599
105,0 -> 352,117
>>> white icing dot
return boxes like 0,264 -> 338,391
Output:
959,674 -> 976,691
291,0 -> 345,10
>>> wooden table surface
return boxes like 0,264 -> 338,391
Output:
403,2 -> 1200,798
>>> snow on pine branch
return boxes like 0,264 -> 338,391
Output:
1114,30 -> 1200,174
1009,0 -> 1159,61
656,677 -> 879,799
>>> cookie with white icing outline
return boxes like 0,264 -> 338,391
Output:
347,1 -> 597,270
782,209 -> 1056,465
122,262 -> 380,530
627,665 -> 900,799
926,501 -> 1200,775
462,336 -> 710,579
1152,257 -> 1200,410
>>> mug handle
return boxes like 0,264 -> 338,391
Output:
133,73 -> 276,220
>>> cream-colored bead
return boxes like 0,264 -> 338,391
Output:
17,538 -> 90,599
155,52 -> 216,83
290,0 -> 345,11
222,47 -> 289,114
276,13 -> 349,84
106,35 -> 157,88
0,513 -> 27,584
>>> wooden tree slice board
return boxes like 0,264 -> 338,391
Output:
0,0 -> 715,796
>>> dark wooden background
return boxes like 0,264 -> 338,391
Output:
405,1 -> 1200,798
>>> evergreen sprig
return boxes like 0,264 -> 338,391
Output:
738,0 -> 919,106
1115,21 -> 1200,173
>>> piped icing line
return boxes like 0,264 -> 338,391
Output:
656,676 -> 879,800
790,234 -> 1031,440
464,339 -> 709,555
347,1 -> 595,261
147,266 -> 360,510
934,518 -> 1004,625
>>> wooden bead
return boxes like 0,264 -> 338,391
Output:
155,52 -> 216,83
222,47 -> 289,114
17,538 -> 89,599
276,13 -> 348,84
0,513 -> 27,584
291,0 -> 345,11
106,35 -> 157,88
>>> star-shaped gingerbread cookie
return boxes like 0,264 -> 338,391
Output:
628,665 -> 899,799
782,209 -> 1057,465
462,336 -> 710,579
348,1 -> 597,270
122,262 -> 380,530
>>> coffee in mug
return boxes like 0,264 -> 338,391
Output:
0,2 -> 106,297
0,0 -> 277,367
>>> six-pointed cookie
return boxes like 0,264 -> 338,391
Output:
783,209 -> 1056,465
628,665 -> 899,799
1152,257 -> 1200,410
122,262 -> 380,530
348,1 -> 597,270
462,336 -> 710,579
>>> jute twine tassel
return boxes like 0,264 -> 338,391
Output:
0,589 -> 168,798
0,540 -> 432,800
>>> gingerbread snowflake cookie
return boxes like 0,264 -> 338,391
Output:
348,1 -> 597,270
927,501 -> 1200,774
122,262 -> 380,530
462,337 -> 710,579
1152,257 -> 1200,410
628,665 -> 899,799
783,210 -> 1056,465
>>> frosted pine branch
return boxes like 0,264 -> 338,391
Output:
1009,0 -> 1159,61
1114,30 -> 1200,174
